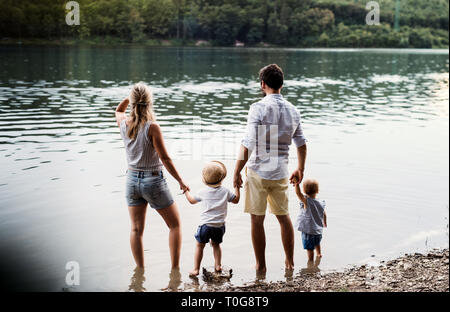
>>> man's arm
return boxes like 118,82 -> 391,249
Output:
231,187 -> 240,204
290,114 -> 307,185
233,145 -> 249,188
290,144 -> 307,185
234,104 -> 259,188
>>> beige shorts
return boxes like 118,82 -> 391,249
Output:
244,168 -> 289,216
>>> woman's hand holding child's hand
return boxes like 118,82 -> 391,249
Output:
179,180 -> 190,194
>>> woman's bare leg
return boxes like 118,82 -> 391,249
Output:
128,203 -> 148,268
190,242 -> 205,276
211,241 -> 222,272
157,203 -> 182,269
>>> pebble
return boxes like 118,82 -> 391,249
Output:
403,263 -> 413,270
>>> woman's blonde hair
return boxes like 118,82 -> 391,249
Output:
127,82 -> 156,141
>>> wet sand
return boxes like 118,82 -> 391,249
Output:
213,249 -> 449,292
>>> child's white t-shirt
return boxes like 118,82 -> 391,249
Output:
194,186 -> 236,227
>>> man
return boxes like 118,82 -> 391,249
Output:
233,64 -> 307,273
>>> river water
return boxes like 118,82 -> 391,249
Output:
0,46 -> 448,291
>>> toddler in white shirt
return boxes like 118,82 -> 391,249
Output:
185,161 -> 240,276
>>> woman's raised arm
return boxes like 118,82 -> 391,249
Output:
149,123 -> 190,193
115,97 -> 129,126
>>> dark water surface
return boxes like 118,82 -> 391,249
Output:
0,46 -> 448,291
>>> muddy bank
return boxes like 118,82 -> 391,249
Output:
220,249 -> 449,292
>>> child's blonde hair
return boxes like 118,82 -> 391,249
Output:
303,179 -> 319,196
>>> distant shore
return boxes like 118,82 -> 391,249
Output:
0,37 -> 259,48
218,249 -> 449,292
1,38 -> 448,49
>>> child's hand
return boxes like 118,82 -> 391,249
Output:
291,176 -> 299,186
184,190 -> 199,205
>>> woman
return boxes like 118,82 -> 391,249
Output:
115,82 -> 189,269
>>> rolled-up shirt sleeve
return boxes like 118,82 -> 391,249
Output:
292,119 -> 307,147
241,104 -> 261,150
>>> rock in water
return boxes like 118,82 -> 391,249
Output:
202,266 -> 233,282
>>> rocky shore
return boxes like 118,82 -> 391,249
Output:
222,249 -> 449,292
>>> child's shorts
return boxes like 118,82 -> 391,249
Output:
302,232 -> 322,251
195,224 -> 226,244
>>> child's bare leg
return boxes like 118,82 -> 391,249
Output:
307,249 -> 314,262
190,242 -> 205,276
315,245 -> 322,258
211,241 -> 222,272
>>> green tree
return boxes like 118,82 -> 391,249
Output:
141,0 -> 176,37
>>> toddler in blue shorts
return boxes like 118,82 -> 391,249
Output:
184,161 -> 240,276
293,178 -> 327,262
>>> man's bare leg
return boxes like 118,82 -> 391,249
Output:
276,214 -> 295,270
251,214 -> 266,273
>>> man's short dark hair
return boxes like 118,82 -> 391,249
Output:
259,64 -> 284,90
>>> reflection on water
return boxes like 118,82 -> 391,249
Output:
284,268 -> 294,283
300,258 -> 322,275
184,275 -> 201,292
128,267 -> 146,292
165,268 -> 182,292
0,47 -> 448,291
255,270 -> 267,284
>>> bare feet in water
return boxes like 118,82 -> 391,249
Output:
215,266 -> 222,273
189,269 -> 200,277
285,259 -> 294,270
255,264 -> 267,273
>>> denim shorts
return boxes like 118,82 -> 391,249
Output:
302,232 -> 322,251
195,224 -> 226,244
126,170 -> 174,209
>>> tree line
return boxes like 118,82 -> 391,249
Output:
0,0 -> 448,48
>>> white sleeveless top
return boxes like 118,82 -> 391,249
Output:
119,119 -> 163,172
